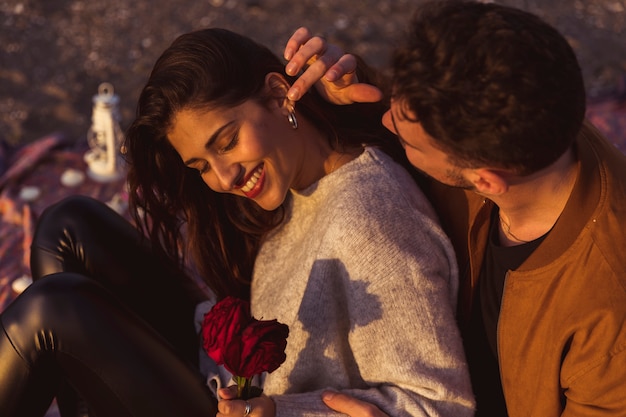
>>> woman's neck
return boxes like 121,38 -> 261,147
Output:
324,147 -> 363,175
292,127 -> 362,190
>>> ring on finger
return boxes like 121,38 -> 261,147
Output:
243,401 -> 252,417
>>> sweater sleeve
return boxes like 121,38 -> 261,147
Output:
270,166 -> 475,417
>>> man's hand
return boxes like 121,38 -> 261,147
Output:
283,27 -> 383,105
322,390 -> 390,417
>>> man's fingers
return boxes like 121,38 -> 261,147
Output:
287,63 -> 327,101
288,67 -> 383,104
286,35 -> 327,77
284,27 -> 313,61
283,27 -> 381,104
322,390 -> 389,417
314,45 -> 356,82
286,50 -> 360,102
345,84 -> 384,104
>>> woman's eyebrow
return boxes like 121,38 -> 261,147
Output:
183,120 -> 236,165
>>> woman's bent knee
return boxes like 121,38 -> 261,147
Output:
31,196 -> 136,280
36,195 -> 107,234
2,273 -> 111,365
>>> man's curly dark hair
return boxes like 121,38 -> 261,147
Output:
392,0 -> 586,175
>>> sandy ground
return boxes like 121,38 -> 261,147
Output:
1,0 -> 626,147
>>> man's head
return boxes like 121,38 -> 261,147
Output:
388,0 -> 585,181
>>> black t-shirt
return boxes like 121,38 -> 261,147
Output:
465,208 -> 547,416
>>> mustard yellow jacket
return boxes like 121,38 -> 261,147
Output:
427,121 -> 626,416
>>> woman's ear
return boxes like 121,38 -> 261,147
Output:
265,72 -> 293,113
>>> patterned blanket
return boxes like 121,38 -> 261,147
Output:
0,133 -> 128,311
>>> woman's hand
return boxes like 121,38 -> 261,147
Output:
217,386 -> 275,417
283,27 -> 383,105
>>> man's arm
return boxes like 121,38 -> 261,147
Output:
321,391 -> 389,417
283,27 -> 383,104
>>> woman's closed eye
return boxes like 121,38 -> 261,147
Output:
219,132 -> 239,153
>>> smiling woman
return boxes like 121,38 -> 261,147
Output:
0,28 -> 474,417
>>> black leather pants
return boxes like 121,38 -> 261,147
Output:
0,196 -> 217,416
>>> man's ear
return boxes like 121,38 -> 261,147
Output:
468,168 -> 510,196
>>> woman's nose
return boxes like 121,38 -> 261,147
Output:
210,160 -> 241,192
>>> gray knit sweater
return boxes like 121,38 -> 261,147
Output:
249,147 -> 474,417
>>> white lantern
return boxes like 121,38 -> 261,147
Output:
84,82 -> 125,182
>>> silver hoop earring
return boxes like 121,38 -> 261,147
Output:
287,111 -> 298,129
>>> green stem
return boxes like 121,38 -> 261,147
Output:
234,375 -> 251,400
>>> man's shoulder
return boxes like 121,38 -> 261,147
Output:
578,122 -> 626,276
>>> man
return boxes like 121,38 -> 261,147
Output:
283,1 -> 626,416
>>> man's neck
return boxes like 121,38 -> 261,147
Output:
492,148 -> 579,246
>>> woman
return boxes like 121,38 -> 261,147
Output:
0,29 -> 474,417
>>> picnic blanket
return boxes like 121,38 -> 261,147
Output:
1,89 -> 626,313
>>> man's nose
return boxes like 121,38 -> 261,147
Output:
382,110 -> 396,134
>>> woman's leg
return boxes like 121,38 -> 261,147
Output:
30,195 -> 203,364
0,273 -> 217,417
29,195 -> 206,415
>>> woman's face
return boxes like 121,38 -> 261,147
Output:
168,99 -> 313,211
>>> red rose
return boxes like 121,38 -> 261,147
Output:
223,318 -> 289,378
201,296 -> 252,366
201,296 -> 289,398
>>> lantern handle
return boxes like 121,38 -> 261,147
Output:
98,82 -> 115,97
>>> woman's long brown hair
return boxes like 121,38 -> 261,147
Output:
124,28 -> 411,301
